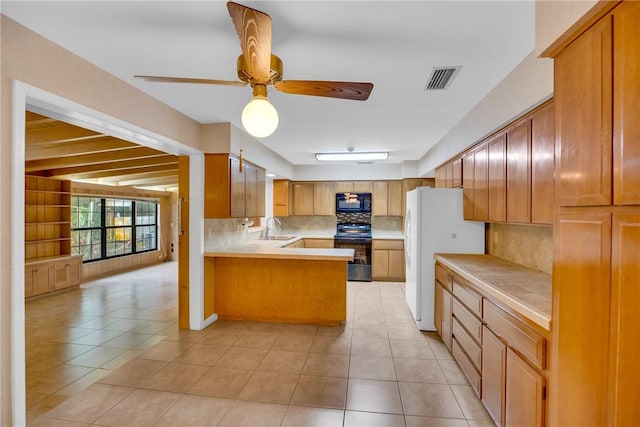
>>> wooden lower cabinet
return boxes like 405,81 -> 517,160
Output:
302,238 -> 334,249
25,255 -> 82,298
482,325 -> 506,426
506,347 -> 545,427
436,261 -> 548,426
372,240 -> 405,281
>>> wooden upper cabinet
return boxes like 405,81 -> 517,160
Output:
462,152 -> 475,221
531,102 -> 555,224
608,212 -> 640,426
204,154 -> 266,218
506,120 -> 532,223
445,161 -> 454,188
241,158 -> 266,217
452,158 -> 462,188
555,16 -> 612,207
335,181 -> 354,193
488,134 -> 507,222
435,166 -> 446,188
387,181 -> 403,216
293,183 -> 314,215
551,211 -> 611,427
335,181 -> 373,193
613,2 -> 640,205
473,144 -> 489,221
353,181 -> 373,193
273,180 -> 290,216
313,182 -> 336,216
229,156 -> 245,217
372,181 -> 389,215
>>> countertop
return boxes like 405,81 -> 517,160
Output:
435,254 -> 551,331
204,236 -> 354,261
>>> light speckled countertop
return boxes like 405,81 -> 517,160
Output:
435,254 -> 551,331
204,236 -> 354,261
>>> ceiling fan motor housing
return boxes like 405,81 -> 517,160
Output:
237,54 -> 283,86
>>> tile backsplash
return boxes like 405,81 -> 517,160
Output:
204,218 -> 252,250
276,216 -> 336,234
487,223 -> 553,274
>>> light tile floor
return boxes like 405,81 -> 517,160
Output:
27,261 -> 494,426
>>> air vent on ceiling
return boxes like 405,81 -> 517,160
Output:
424,66 -> 461,91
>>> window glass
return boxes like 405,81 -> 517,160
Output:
71,196 -> 158,262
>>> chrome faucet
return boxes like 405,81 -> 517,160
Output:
262,217 -> 282,240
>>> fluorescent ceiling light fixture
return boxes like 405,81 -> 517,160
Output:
315,151 -> 389,162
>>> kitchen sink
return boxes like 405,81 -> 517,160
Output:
262,235 -> 296,241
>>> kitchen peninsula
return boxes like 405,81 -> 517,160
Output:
204,237 -> 354,326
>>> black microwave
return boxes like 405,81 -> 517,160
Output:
336,192 -> 372,213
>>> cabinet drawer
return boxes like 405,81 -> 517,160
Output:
453,298 -> 482,344
373,239 -> 404,250
452,337 -> 481,397
303,238 -> 334,248
453,317 -> 482,371
484,300 -> 546,370
435,264 -> 452,291
453,278 -> 483,317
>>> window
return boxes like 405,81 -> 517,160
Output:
71,196 -> 158,262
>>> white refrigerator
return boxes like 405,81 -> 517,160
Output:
404,187 -> 485,331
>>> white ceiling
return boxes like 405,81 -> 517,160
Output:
2,1 -> 535,166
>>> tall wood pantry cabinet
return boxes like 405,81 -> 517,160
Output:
547,2 -> 640,425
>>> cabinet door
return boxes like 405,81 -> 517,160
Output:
387,249 -> 405,280
25,264 -> 50,297
353,181 -> 373,193
434,282 -> 444,338
372,181 -> 388,216
292,183 -> 314,215
551,211 -> 611,427
555,16 -> 612,206
462,152 -> 475,221
506,120 -> 532,223
608,213 -> 640,425
255,166 -> 266,217
474,145 -> 489,221
482,325 -> 506,426
441,287 -> 453,351
531,103 -> 555,224
452,158 -> 462,188
335,181 -> 354,193
273,180 -> 290,216
435,166 -> 445,188
488,134 -> 507,222
505,348 -> 545,427
372,249 -> 388,279
387,181 -> 403,216
244,163 -> 258,218
230,157 -> 245,218
613,2 -> 640,205
445,161 -> 454,188
313,182 -> 336,216
204,154 -> 231,218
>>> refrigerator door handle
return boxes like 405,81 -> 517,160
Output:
404,209 -> 412,270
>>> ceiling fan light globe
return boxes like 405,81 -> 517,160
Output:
242,96 -> 278,138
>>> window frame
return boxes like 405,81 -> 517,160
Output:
71,196 -> 159,263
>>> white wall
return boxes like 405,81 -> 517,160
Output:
418,50 -> 553,175
535,0 -> 598,55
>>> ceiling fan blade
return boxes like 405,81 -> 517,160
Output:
274,80 -> 374,101
227,1 -> 272,84
135,75 -> 247,87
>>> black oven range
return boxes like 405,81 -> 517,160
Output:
334,222 -> 372,282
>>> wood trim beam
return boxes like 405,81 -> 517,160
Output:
51,163 -> 179,180
117,175 -> 179,186
25,121 -> 104,144
100,169 -> 179,185
44,155 -> 178,177
25,147 -> 168,172
26,137 -> 140,161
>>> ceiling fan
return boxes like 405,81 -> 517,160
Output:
135,1 -> 374,138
